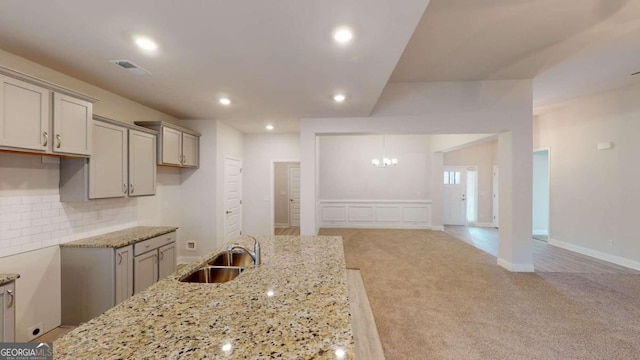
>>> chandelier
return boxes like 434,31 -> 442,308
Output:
371,135 -> 398,167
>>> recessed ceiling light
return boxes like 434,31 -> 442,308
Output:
333,94 -> 346,103
266,125 -> 274,130
219,97 -> 231,106
134,36 -> 158,52
333,27 -> 353,44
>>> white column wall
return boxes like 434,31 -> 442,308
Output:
300,80 -> 534,272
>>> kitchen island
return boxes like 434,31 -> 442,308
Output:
54,235 -> 354,359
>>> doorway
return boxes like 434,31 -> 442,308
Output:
273,161 -> 300,235
223,156 -> 243,242
443,166 -> 467,225
532,149 -> 550,240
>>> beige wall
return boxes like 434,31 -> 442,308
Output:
0,49 -> 180,341
443,140 -> 498,224
535,82 -> 640,267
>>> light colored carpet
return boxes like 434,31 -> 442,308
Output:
319,228 -> 640,360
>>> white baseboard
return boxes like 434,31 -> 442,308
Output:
548,238 -> 640,271
177,256 -> 200,265
431,225 -> 445,231
532,229 -> 549,236
274,223 -> 289,229
469,222 -> 495,228
497,258 -> 535,272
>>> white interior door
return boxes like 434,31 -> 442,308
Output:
288,165 -> 301,227
224,157 -> 243,242
443,167 -> 467,225
493,165 -> 499,228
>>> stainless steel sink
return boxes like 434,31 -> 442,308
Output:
180,266 -> 244,283
207,251 -> 254,267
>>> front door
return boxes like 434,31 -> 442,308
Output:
224,157 -> 243,242
443,167 -> 467,225
288,165 -> 301,227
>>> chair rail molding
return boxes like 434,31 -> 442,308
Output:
318,199 -> 434,229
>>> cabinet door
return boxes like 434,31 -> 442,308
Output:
129,130 -> 156,196
161,127 -> 182,165
182,132 -> 199,167
0,282 -> 16,342
134,251 -> 158,294
158,242 -> 176,280
53,93 -> 92,156
0,75 -> 50,152
90,121 -> 128,199
115,246 -> 134,305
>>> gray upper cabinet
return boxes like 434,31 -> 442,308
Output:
161,126 -> 182,165
182,132 -> 199,167
0,75 -> 50,152
53,93 -> 92,156
60,116 -> 157,201
135,121 -> 200,168
129,129 -> 156,196
0,67 -> 97,156
90,121 -> 128,199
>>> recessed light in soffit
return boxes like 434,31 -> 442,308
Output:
110,60 -> 151,75
333,26 -> 354,44
134,36 -> 158,52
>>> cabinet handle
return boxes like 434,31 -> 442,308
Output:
226,210 -> 232,214
159,251 -> 164,261
56,134 -> 62,148
130,184 -> 134,194
118,253 -> 123,264
7,289 -> 14,308
154,253 -> 158,264
123,184 -> 127,194
42,131 -> 48,146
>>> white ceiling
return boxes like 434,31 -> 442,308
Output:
391,0 -> 640,111
0,0 -> 428,133
1,0 -> 639,132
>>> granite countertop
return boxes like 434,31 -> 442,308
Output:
60,226 -> 178,248
0,274 -> 19,286
54,235 -> 355,359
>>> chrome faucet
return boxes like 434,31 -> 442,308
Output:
226,235 -> 261,265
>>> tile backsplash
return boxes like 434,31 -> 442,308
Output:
0,195 -> 137,258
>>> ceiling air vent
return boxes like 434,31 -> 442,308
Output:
110,60 -> 151,75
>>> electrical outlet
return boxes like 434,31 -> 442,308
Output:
186,241 -> 197,251
607,239 -> 614,247
27,322 -> 43,341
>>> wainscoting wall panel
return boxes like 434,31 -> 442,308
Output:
319,200 -> 433,229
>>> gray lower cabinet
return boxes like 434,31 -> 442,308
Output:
0,281 -> 16,342
115,246 -> 134,305
133,233 -> 176,294
61,231 -> 176,324
61,245 -> 134,325
159,242 -> 176,279
134,250 -> 158,295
